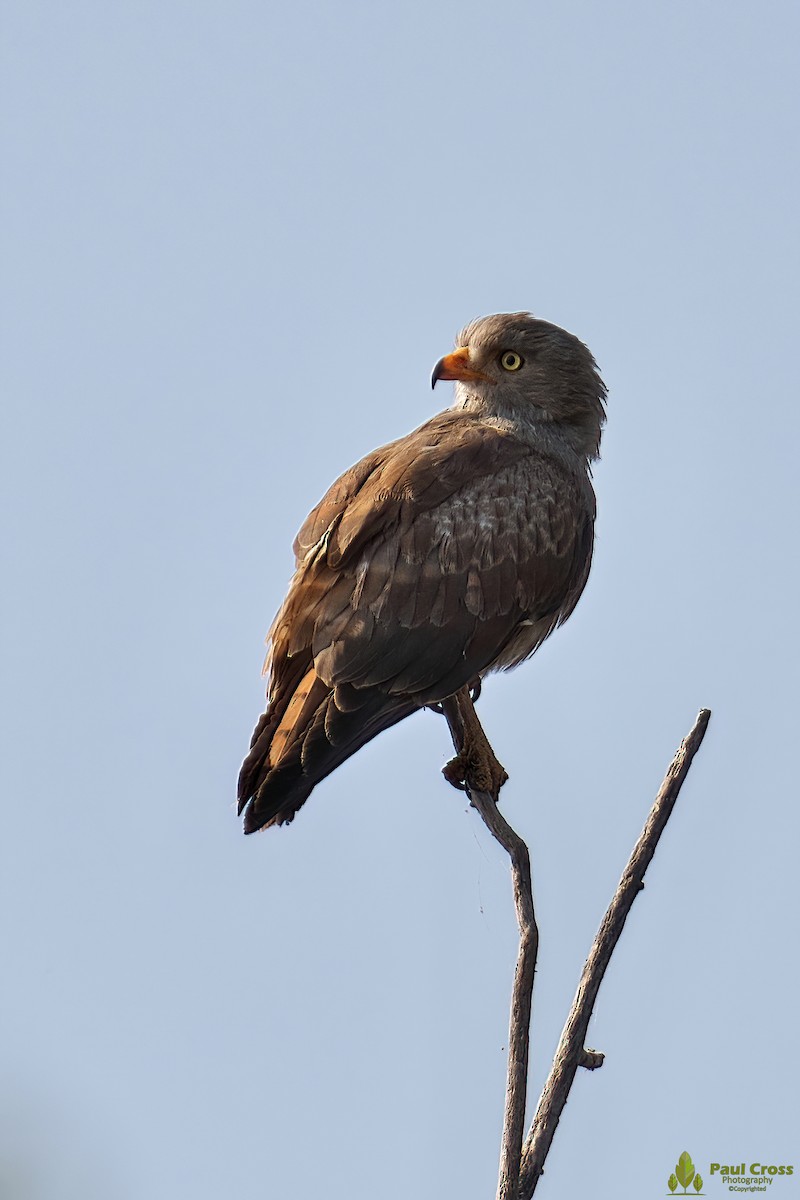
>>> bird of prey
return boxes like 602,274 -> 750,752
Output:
238,312 -> 606,833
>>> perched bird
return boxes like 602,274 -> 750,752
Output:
239,312 -> 606,833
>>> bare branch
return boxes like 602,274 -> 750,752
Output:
441,688 -> 539,1200
439,698 -> 710,1198
518,708 -> 712,1198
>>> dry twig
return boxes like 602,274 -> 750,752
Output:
440,693 -> 711,1200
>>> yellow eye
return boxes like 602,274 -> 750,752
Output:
500,350 -> 523,371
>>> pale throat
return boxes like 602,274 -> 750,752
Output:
451,384 -> 596,464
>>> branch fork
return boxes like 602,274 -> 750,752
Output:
438,687 -> 711,1200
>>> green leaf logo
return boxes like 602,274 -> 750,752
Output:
666,1150 -> 703,1194
676,1151 -> 696,1190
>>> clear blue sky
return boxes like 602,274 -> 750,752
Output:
1,2 -> 798,1197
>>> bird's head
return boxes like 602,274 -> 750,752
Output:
431,312 -> 606,460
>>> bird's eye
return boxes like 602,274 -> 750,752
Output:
500,350 -> 523,371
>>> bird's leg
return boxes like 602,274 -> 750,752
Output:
428,676 -> 480,718
441,686 -> 508,798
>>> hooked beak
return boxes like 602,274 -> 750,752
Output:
431,346 -> 492,389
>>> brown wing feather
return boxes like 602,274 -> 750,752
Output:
238,416 -> 594,831
298,411 -> 529,569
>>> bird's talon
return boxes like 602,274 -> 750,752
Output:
443,754 -> 468,791
443,745 -> 507,797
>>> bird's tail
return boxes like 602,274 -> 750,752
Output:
238,668 -> 417,833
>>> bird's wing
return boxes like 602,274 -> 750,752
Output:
271,412 -> 592,705
239,414 -> 593,830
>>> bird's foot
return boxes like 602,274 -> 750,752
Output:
442,754 -> 469,790
442,717 -> 507,797
442,747 -> 508,796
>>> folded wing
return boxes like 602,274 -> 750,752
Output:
238,411 -> 593,831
